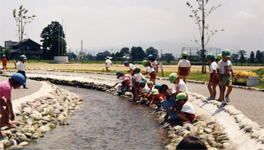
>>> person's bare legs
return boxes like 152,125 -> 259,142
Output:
226,82 -> 233,97
207,82 -> 213,97
183,76 -> 187,83
220,85 -> 226,101
212,83 -> 217,98
150,78 -> 155,85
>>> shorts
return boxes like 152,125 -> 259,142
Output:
150,71 -> 156,79
219,74 -> 232,86
135,82 -> 140,88
179,67 -> 189,76
209,73 -> 219,84
184,113 -> 195,121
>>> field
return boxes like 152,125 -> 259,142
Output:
4,62 -> 264,89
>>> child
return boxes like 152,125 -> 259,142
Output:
0,73 -> 26,138
138,81 -> 150,98
217,49 -> 237,105
124,61 -> 135,75
176,136 -> 207,150
2,55 -> 7,71
169,73 -> 188,93
149,89 -> 165,108
172,92 -> 195,123
112,71 -> 131,93
215,54 -> 222,101
105,56 -> 113,72
12,55 -> 28,89
130,67 -> 144,100
206,53 -> 219,100
147,54 -> 158,73
142,60 -> 156,84
141,81 -> 154,101
177,52 -> 191,83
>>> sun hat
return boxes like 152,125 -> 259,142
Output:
105,56 -> 110,59
12,73 -> 26,85
147,54 -> 154,60
205,53 -> 215,59
169,73 -> 179,83
154,84 -> 161,89
2,55 -> 5,57
142,60 -> 148,66
176,93 -> 187,101
182,52 -> 188,57
134,67 -> 141,72
152,89 -> 159,95
139,81 -> 145,87
147,81 -> 153,85
222,49 -> 231,57
216,54 -> 222,60
20,55 -> 27,60
124,61 -> 129,66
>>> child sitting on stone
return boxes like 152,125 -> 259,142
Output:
139,81 -> 154,104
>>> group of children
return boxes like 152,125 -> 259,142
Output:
113,54 -> 195,124
113,49 -> 237,124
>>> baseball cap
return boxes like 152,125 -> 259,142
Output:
176,93 -> 187,101
222,49 -> 231,57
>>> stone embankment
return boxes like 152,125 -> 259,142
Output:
0,82 -> 83,149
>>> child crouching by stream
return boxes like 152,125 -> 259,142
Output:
112,71 -> 131,95
0,73 -> 26,138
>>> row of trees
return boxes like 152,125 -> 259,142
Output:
231,50 -> 264,65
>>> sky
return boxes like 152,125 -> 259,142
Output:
0,0 -> 264,57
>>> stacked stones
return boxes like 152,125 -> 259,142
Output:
0,83 -> 83,149
189,92 -> 264,144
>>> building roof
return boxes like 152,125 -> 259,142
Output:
11,38 -> 41,46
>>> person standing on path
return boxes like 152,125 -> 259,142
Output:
0,73 -> 26,138
177,52 -> 191,83
105,56 -> 113,72
2,55 -> 8,71
142,60 -> 156,85
215,54 -> 222,101
217,49 -> 237,105
147,54 -> 158,73
205,53 -> 219,100
12,55 -> 28,89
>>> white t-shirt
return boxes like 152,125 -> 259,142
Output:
151,60 -> 158,69
217,60 -> 233,74
146,66 -> 155,73
175,79 -> 188,93
181,101 -> 195,114
178,59 -> 191,68
209,61 -> 218,73
105,59 -> 112,67
133,73 -> 144,82
142,86 -> 150,93
129,63 -> 135,70
117,74 -> 131,83
16,61 -> 26,71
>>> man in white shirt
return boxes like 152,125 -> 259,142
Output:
105,56 -> 113,72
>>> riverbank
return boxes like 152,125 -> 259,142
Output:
2,70 -> 264,149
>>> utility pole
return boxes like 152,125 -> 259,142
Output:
161,49 -> 164,77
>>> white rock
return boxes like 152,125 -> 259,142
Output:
244,122 -> 260,132
239,118 -> 253,129
19,141 -> 29,146
23,107 -> 32,114
234,114 -> 246,123
57,115 -> 66,122
30,114 -> 41,120
13,109 -> 21,116
204,128 -> 213,134
38,125 -> 51,133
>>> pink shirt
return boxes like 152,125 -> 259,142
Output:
0,80 -> 12,99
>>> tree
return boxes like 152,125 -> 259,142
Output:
120,47 -> 130,56
256,50 -> 262,62
238,50 -> 246,66
163,53 -> 175,64
13,5 -> 36,55
250,51 -> 255,63
145,46 -> 159,59
186,0 -> 222,74
130,46 -> 145,62
40,21 -> 67,59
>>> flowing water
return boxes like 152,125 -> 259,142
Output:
22,85 -> 166,150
